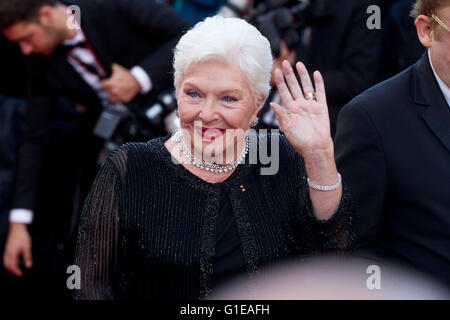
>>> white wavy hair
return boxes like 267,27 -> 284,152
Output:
173,15 -> 273,106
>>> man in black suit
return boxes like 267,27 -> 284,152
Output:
0,0 -> 189,280
335,0 -> 450,286
0,35 -> 28,299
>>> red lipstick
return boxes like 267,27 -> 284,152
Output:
195,127 -> 226,140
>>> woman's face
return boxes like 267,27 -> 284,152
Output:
176,60 -> 260,163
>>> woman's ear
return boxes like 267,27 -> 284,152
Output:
250,95 -> 266,121
415,15 -> 434,48
259,95 -> 267,108
256,95 -> 267,112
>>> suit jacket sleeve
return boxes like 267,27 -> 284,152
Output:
334,100 -> 387,244
117,0 -> 191,93
320,0 -> 382,107
11,60 -> 57,210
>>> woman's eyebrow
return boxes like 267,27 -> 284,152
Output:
183,82 -> 204,93
219,89 -> 243,96
183,83 -> 243,96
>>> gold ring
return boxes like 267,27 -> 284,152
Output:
304,92 -> 316,100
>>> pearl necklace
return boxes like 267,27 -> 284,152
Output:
174,129 -> 249,173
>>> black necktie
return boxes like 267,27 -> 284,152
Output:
63,42 -> 106,79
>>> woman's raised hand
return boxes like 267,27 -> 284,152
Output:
270,60 -> 333,158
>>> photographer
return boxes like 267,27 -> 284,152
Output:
0,34 -> 27,297
0,0 -> 190,282
256,0 -> 382,138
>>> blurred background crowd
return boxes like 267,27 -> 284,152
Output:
0,0 -> 437,300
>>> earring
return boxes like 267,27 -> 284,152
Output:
251,117 -> 259,127
175,109 -> 179,118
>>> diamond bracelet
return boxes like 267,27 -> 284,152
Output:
307,173 -> 342,191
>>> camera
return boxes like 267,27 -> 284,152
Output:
248,0 -> 333,57
95,90 -> 178,164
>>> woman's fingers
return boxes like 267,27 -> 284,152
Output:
274,61 -> 327,116
295,62 -> 315,97
313,71 -> 327,105
282,60 -> 303,100
273,68 -> 294,109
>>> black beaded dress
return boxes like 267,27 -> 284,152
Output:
74,131 -> 357,299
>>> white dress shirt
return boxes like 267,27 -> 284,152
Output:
428,50 -> 450,108
10,28 -> 152,224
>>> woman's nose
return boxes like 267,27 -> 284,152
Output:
199,98 -> 219,123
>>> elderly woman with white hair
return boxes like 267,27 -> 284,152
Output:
74,16 -> 356,300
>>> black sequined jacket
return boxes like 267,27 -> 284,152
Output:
74,132 -> 357,299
